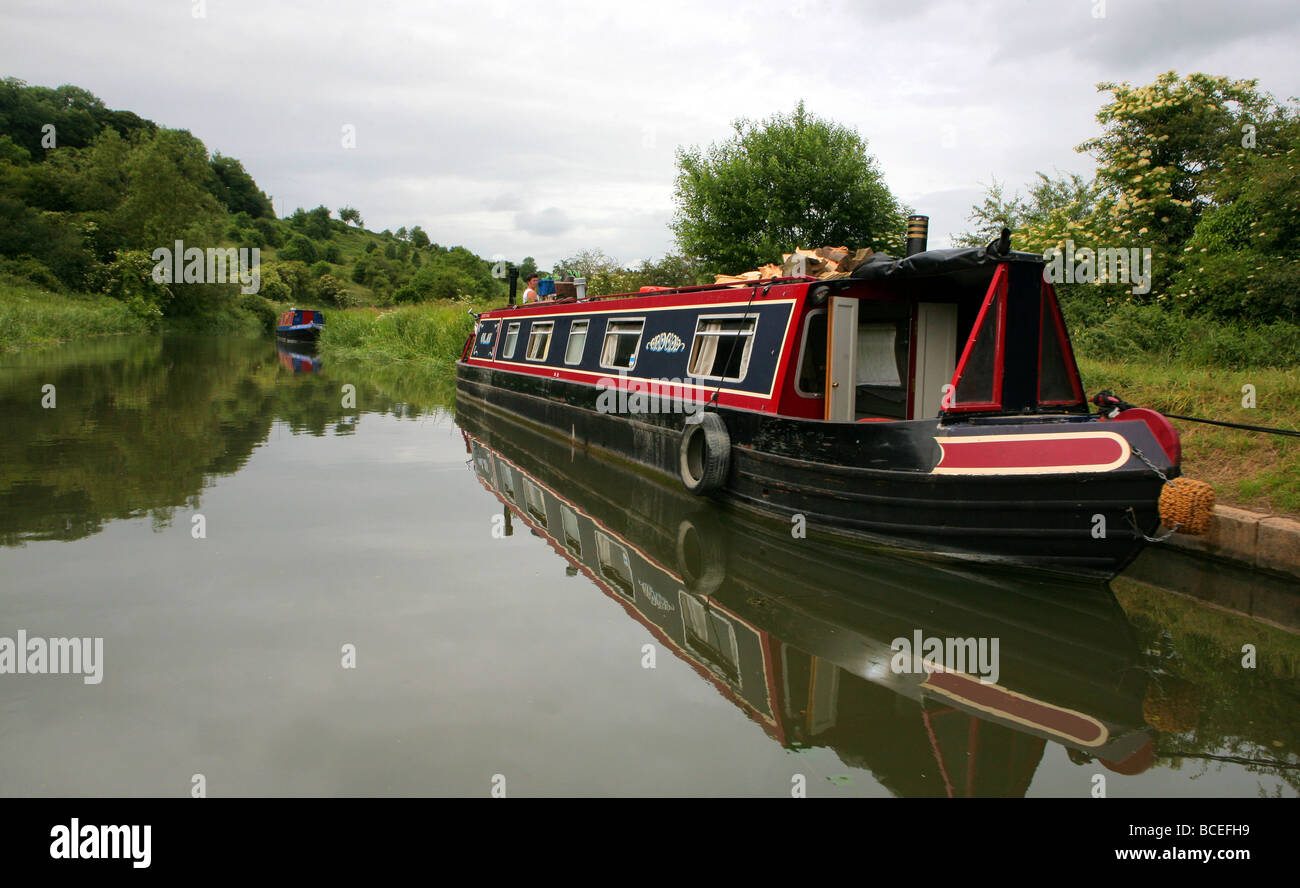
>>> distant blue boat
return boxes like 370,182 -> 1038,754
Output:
276,308 -> 325,342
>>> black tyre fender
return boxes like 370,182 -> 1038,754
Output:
675,510 -> 727,598
679,411 -> 730,494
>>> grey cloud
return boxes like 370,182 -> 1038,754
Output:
515,207 -> 574,237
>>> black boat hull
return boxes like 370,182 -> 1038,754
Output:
456,361 -> 1170,578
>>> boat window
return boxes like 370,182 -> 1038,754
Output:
600,319 -> 645,370
595,531 -> 634,599
950,280 -> 1006,411
499,465 -> 516,502
688,316 -> 757,381
560,505 -> 581,557
501,322 -> 520,359
564,319 -> 589,365
523,480 -> 547,527
679,592 -> 741,686
1038,285 -> 1084,406
526,321 -> 553,361
795,309 -> 828,397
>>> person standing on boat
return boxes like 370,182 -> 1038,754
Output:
523,274 -> 540,304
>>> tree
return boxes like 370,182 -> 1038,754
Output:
304,205 -> 332,240
672,101 -> 906,273
958,71 -> 1298,313
409,225 -> 430,248
338,206 -> 363,227
113,128 -> 223,248
518,256 -> 537,280
279,234 -> 319,264
209,154 -> 273,218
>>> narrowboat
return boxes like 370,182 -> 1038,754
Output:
456,408 -> 1156,792
456,224 -> 1208,578
276,340 -> 322,374
276,308 -> 325,342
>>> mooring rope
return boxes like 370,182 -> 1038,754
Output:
1092,390 -> 1300,438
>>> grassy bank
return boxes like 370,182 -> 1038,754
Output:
1078,357 -> 1299,516
0,276 -> 151,351
317,300 -> 491,406
318,300 -> 483,365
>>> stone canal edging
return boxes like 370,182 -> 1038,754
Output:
1160,505 -> 1300,580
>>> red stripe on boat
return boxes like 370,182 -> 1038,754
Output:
932,432 -> 1130,475
923,669 -> 1108,746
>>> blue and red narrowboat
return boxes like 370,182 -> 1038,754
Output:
455,225 -> 1209,578
276,308 -> 325,342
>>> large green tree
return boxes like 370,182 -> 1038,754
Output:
672,102 -> 906,274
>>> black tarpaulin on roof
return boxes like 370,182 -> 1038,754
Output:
850,244 -> 1043,283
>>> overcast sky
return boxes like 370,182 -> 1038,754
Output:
3,0 -> 1298,268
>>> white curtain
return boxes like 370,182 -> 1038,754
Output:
856,323 -> 899,386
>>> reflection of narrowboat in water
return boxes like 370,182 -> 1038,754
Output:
457,223 -> 1210,577
276,340 -> 322,374
276,308 -> 325,342
455,401 -> 1156,796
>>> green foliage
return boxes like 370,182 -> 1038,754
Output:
0,77 -> 156,159
409,225 -> 430,248
0,256 -> 63,292
237,292 -> 278,332
310,260 -> 332,278
323,242 -> 342,264
961,70 -> 1300,329
209,154 -> 273,218
256,267 -> 292,304
100,249 -> 168,325
252,217 -> 283,247
113,129 -> 224,248
672,101 -> 906,273
319,302 -> 476,365
338,206 -> 362,227
315,274 -> 354,307
269,261 -> 316,304
304,205 -> 332,240
1066,301 -> 1300,367
0,275 -> 149,350
279,234 -> 319,264
556,249 -> 705,296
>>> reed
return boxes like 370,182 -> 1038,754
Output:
318,301 -> 480,366
0,278 -> 150,351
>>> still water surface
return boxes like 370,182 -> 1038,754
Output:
1,335 -> 1296,797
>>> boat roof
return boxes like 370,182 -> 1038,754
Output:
482,245 -> 1043,315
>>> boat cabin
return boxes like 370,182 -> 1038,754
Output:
464,246 -> 1085,425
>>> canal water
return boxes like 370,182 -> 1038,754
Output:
1,334 -> 1296,797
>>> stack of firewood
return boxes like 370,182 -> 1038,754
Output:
713,246 -> 875,285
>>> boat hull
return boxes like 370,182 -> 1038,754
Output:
456,361 -> 1171,578
275,326 -> 321,342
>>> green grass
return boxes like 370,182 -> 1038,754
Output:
1078,355 -> 1300,516
318,300 -> 485,365
0,276 -> 151,352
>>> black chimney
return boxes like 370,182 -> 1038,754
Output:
508,266 -> 519,306
905,215 -> 929,257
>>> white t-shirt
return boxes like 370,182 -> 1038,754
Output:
523,287 -> 538,303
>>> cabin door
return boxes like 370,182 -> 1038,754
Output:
825,296 -> 859,421
913,303 -> 958,419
